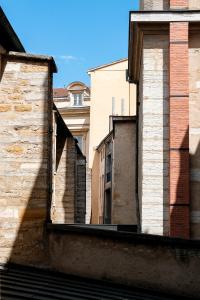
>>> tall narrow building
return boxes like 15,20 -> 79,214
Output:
129,0 -> 200,239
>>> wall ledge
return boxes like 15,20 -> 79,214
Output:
47,224 -> 200,249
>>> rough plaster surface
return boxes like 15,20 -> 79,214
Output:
49,229 -> 200,299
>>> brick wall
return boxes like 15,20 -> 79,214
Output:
169,22 -> 190,238
170,0 -> 188,9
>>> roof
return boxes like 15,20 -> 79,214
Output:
0,263 -> 183,300
88,58 -> 128,73
0,6 -> 25,52
96,131 -> 113,152
53,82 -> 90,98
53,88 -> 68,98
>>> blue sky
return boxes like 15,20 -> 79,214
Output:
1,0 -> 139,87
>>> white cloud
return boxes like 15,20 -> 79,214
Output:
53,55 -> 77,62
60,55 -> 77,61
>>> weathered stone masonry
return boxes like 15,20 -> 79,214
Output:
0,51 -> 86,265
0,52 -> 55,265
51,107 -> 86,224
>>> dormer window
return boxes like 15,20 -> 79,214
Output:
73,93 -> 82,106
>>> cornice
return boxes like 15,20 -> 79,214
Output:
128,10 -> 200,83
58,106 -> 90,116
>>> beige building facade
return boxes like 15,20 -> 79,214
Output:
88,59 -> 136,169
88,59 -> 136,221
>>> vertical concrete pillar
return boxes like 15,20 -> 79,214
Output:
169,2 -> 190,238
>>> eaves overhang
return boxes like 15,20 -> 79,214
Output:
128,10 -> 200,83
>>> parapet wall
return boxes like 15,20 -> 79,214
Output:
47,225 -> 200,299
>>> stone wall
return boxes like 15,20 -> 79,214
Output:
189,32 -> 200,239
189,0 -> 200,9
139,34 -> 169,235
0,53 -> 53,266
51,119 -> 76,224
140,0 -> 169,10
51,112 -> 86,224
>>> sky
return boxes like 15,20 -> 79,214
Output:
1,0 -> 139,87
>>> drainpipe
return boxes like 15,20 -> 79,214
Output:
135,81 -> 141,232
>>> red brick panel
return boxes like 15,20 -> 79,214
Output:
170,22 -> 189,42
170,206 -> 190,239
169,21 -> 189,239
170,150 -> 189,205
170,98 -> 189,149
170,0 -> 188,9
170,44 -> 189,96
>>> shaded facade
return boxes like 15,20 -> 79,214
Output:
91,116 -> 137,225
54,82 -> 91,223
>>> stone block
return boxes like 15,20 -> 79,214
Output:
14,104 -> 32,112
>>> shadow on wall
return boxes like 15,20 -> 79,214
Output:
91,150 -> 101,224
170,128 -> 190,239
0,56 -> 53,269
169,126 -> 200,239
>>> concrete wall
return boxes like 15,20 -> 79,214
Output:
189,32 -> 200,239
139,34 -> 169,235
0,54 -> 52,266
48,226 -> 200,299
112,121 -> 137,224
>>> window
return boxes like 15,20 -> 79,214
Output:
73,93 -> 82,106
74,135 -> 83,152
